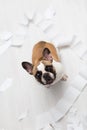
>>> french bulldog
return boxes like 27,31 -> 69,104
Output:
22,41 -> 68,86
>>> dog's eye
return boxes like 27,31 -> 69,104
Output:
45,65 -> 53,72
35,71 -> 42,78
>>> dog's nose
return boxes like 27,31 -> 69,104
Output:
43,73 -> 50,80
43,73 -> 53,84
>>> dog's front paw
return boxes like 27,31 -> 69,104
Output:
61,74 -> 68,81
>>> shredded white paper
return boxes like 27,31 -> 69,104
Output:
43,124 -> 54,130
44,5 -> 56,20
38,20 -> 53,32
0,4 -> 87,130
36,70 -> 87,130
67,108 -> 84,130
52,34 -> 75,48
71,41 -> 87,58
18,110 -> 29,121
0,31 -> 13,41
0,40 -> 12,55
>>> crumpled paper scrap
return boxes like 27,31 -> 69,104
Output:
70,74 -> 87,91
36,67 -> 87,130
79,63 -> 87,80
42,124 -> 54,130
38,20 -> 54,32
19,10 -> 35,26
81,112 -> 87,129
81,50 -> 87,61
67,108 -> 84,130
52,34 -> 75,48
71,40 -> 87,58
0,24 -> 28,55
0,31 -> 13,41
34,5 -> 56,32
0,40 -> 12,55
18,109 -> 29,121
44,5 -> 56,20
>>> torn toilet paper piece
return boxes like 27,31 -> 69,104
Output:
36,89 -> 78,130
52,34 -> 75,48
0,40 -> 12,55
79,63 -> 87,80
0,34 -> 25,54
36,100 -> 72,129
67,108 -> 84,130
34,13 -> 44,25
18,110 -> 29,121
0,78 -> 13,92
62,86 -> 80,105
13,25 -> 28,37
34,9 -> 55,33
43,124 -> 54,130
0,31 -> 13,41
55,87 -> 80,119
71,41 -> 87,58
49,107 -> 63,122
38,20 -> 53,32
44,27 -> 58,41
56,99 -> 71,116
81,50 -> 87,61
19,10 -> 35,26
44,5 -> 56,20
67,110 -> 87,130
70,35 -> 81,47
51,122 -> 62,130
36,72 -> 87,130
25,10 -> 35,22
67,108 -> 79,124
35,5 -> 56,25
11,35 -> 25,47
67,123 -> 83,130
12,25 -> 28,47
36,112 -> 53,130
81,113 -> 87,129
19,15 -> 29,26
70,74 -> 87,91
0,25 -> 28,49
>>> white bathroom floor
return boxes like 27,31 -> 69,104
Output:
0,0 -> 87,130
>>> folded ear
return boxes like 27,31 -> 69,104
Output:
22,62 -> 33,75
43,48 -> 53,61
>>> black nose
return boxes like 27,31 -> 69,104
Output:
43,73 -> 53,84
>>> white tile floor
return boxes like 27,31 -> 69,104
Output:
0,0 -> 87,130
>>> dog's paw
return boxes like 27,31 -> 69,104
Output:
61,74 -> 68,81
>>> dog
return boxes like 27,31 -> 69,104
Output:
22,41 -> 68,87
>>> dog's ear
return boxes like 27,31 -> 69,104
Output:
22,62 -> 33,75
43,48 -> 53,61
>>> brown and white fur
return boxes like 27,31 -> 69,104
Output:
22,41 -> 68,86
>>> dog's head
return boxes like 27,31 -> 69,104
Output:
22,47 -> 60,85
